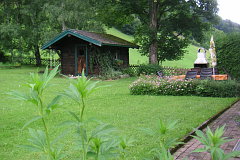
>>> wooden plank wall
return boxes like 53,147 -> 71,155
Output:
61,47 -> 75,75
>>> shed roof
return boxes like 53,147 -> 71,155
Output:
41,29 -> 139,49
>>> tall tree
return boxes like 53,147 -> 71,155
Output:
0,0 -> 24,60
0,0 -> 49,66
43,0 -> 104,40
96,0 -> 218,64
0,0 -> 105,66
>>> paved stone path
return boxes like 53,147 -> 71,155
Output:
174,100 -> 240,160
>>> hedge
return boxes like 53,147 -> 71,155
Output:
129,76 -> 240,97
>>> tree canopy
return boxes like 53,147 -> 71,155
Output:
0,0 -> 104,66
96,0 -> 219,63
0,0 -> 219,65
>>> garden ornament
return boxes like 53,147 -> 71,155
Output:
209,36 -> 217,75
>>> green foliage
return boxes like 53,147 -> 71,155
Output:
141,119 -> 180,160
7,66 -> 64,159
195,80 -> 240,97
97,0 -> 218,63
99,68 -> 124,80
44,0 -> 104,32
62,69 -> 133,160
0,0 -> 105,66
122,67 -> 138,77
137,64 -> 162,76
199,27 -> 226,49
135,27 -> 189,63
130,76 -> 197,96
129,76 -> 240,97
62,70 -> 100,121
21,128 -> 65,160
1,66 -> 238,159
215,18 -> 240,33
216,33 -> 240,80
91,50 -> 115,75
192,126 -> 240,160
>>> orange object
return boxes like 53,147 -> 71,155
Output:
212,74 -> 228,80
172,74 -> 228,80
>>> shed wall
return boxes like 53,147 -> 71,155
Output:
51,36 -> 130,75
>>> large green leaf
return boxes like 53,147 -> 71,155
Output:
61,84 -> 81,105
22,115 -> 43,130
46,95 -> 62,114
68,111 -> 81,122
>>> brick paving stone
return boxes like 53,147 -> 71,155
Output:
174,101 -> 240,160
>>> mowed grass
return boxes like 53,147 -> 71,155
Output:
106,28 -> 199,68
0,66 -> 238,159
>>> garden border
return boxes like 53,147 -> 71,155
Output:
170,99 -> 240,154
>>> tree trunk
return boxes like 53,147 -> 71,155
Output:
61,2 -> 67,31
149,0 -> 158,64
35,45 -> 41,66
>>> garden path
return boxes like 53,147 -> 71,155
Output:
174,100 -> 240,160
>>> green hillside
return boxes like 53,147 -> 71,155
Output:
106,28 -> 199,68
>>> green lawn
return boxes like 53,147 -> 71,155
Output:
106,28 -> 199,68
0,66 -> 238,159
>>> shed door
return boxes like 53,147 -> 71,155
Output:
77,46 -> 86,75
75,45 -> 88,76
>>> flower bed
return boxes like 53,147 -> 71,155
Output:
129,75 -> 240,97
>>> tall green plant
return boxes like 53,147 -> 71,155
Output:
62,70 -> 133,160
192,126 -> 240,160
142,119 -> 180,160
62,70 -> 100,122
8,66 -> 64,160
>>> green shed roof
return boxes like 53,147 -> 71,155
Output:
41,29 -> 139,50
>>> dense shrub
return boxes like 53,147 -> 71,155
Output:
99,68 -> 125,80
216,33 -> 240,80
122,67 -> 138,77
129,76 -> 197,96
129,76 -> 240,97
162,67 -> 188,76
137,64 -> 162,76
195,80 -> 240,97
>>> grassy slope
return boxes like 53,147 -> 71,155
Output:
0,66 -> 238,159
106,28 -> 199,68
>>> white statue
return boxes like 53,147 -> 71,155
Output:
194,48 -> 208,64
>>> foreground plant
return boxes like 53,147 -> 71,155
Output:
192,126 -> 240,160
62,70 -> 100,122
62,70 -> 133,159
8,66 -> 64,159
142,119 -> 180,160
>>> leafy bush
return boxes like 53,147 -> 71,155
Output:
129,76 -> 240,97
216,33 -> 240,80
122,67 -> 138,77
129,76 -> 197,96
137,64 -> 162,76
99,68 -> 125,80
163,67 -> 188,76
195,80 -> 240,97
141,119 -> 180,160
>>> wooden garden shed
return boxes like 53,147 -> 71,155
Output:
41,29 -> 138,75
